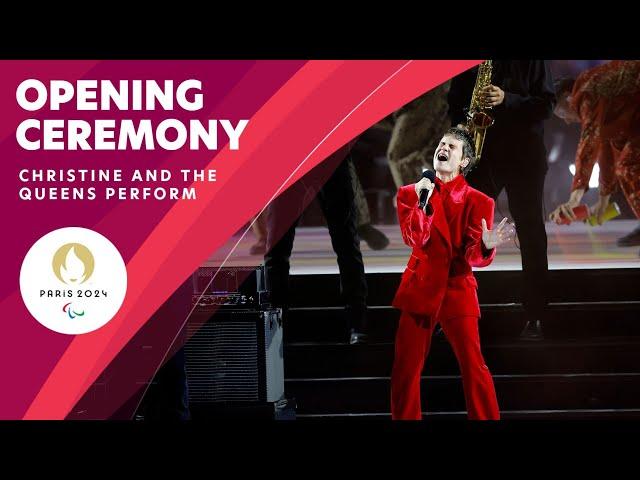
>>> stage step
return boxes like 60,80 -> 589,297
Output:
285,301 -> 640,342
289,269 -> 640,307
296,408 -> 640,420
284,337 -> 640,378
278,269 -> 640,418
285,373 -> 640,415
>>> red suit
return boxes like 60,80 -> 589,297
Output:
391,174 -> 500,420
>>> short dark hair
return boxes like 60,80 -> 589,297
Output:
554,77 -> 576,98
443,127 -> 476,175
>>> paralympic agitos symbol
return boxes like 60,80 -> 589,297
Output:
62,302 -> 85,319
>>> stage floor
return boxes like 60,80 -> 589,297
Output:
204,219 -> 640,274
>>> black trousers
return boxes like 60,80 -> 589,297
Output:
264,159 -> 368,330
466,159 -> 549,321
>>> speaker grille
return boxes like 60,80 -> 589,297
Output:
185,319 -> 259,402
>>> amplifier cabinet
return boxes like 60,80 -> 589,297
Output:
185,308 -> 284,404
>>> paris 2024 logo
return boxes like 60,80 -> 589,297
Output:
20,228 -> 127,335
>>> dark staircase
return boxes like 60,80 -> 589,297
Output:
284,269 -> 640,419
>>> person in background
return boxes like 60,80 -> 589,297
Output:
448,60 -> 556,341
551,61 -> 640,254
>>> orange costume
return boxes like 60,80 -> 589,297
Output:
570,60 -> 640,217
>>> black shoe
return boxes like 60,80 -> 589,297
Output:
617,225 -> 640,247
357,224 -> 390,251
519,320 -> 544,341
350,329 -> 369,345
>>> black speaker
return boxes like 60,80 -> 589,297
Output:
184,307 -> 289,418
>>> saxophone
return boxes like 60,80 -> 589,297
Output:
466,60 -> 495,162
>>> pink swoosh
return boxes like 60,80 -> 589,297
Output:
24,60 -> 480,419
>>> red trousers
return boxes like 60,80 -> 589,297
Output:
391,311 -> 500,420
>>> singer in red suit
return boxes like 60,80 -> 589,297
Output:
391,127 -> 513,420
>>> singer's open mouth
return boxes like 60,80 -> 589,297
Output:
437,153 -> 448,162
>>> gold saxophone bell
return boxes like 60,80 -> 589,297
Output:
466,60 -> 494,162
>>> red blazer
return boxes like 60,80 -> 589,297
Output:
392,175 -> 496,320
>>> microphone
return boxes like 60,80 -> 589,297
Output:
419,170 -> 436,209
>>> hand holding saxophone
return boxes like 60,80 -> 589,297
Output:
481,85 -> 505,107
466,61 -> 495,162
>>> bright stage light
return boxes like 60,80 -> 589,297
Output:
569,163 -> 600,188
